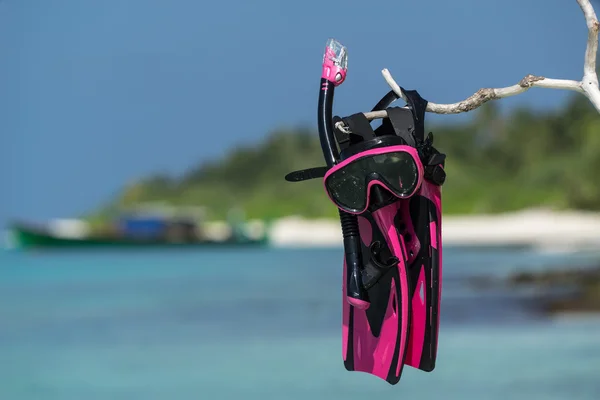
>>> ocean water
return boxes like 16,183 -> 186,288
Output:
0,247 -> 599,400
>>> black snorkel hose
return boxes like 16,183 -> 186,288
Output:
318,79 -> 340,166
318,40 -> 370,310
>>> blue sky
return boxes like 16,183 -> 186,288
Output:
0,0 -> 591,227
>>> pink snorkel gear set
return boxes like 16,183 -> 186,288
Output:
285,39 -> 446,385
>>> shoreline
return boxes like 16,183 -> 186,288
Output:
268,208 -> 600,251
7,208 -> 600,252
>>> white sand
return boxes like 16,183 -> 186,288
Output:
269,208 -> 600,251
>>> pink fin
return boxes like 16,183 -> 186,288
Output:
342,204 -> 411,385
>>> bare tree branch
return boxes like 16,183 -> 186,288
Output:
578,0 -> 600,110
362,0 -> 600,120
580,0 -> 599,76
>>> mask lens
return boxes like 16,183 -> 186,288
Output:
325,161 -> 368,212
371,152 -> 419,195
325,150 -> 420,213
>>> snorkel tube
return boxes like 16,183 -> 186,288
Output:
318,39 -> 369,310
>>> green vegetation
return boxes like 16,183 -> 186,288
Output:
99,94 -> 600,220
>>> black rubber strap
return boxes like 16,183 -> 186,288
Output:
371,90 -> 400,112
373,117 -> 392,137
400,88 -> 428,144
341,113 -> 376,142
386,107 -> 416,148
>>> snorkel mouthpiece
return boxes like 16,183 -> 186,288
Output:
322,38 -> 348,85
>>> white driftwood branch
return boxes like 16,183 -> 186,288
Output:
363,0 -> 600,119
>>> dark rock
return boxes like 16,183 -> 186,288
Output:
506,266 -> 600,315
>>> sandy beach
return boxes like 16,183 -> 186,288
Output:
268,208 -> 600,251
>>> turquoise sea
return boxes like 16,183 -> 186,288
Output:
1,246 -> 600,400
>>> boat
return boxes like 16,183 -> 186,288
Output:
5,210 -> 270,250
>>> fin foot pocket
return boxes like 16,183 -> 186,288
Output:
362,241 -> 399,291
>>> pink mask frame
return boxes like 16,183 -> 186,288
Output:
323,145 -> 425,215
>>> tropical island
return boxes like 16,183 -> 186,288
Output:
93,94 -> 600,222
7,93 -> 600,314
83,93 -> 600,315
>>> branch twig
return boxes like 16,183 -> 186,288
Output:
363,0 -> 600,120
